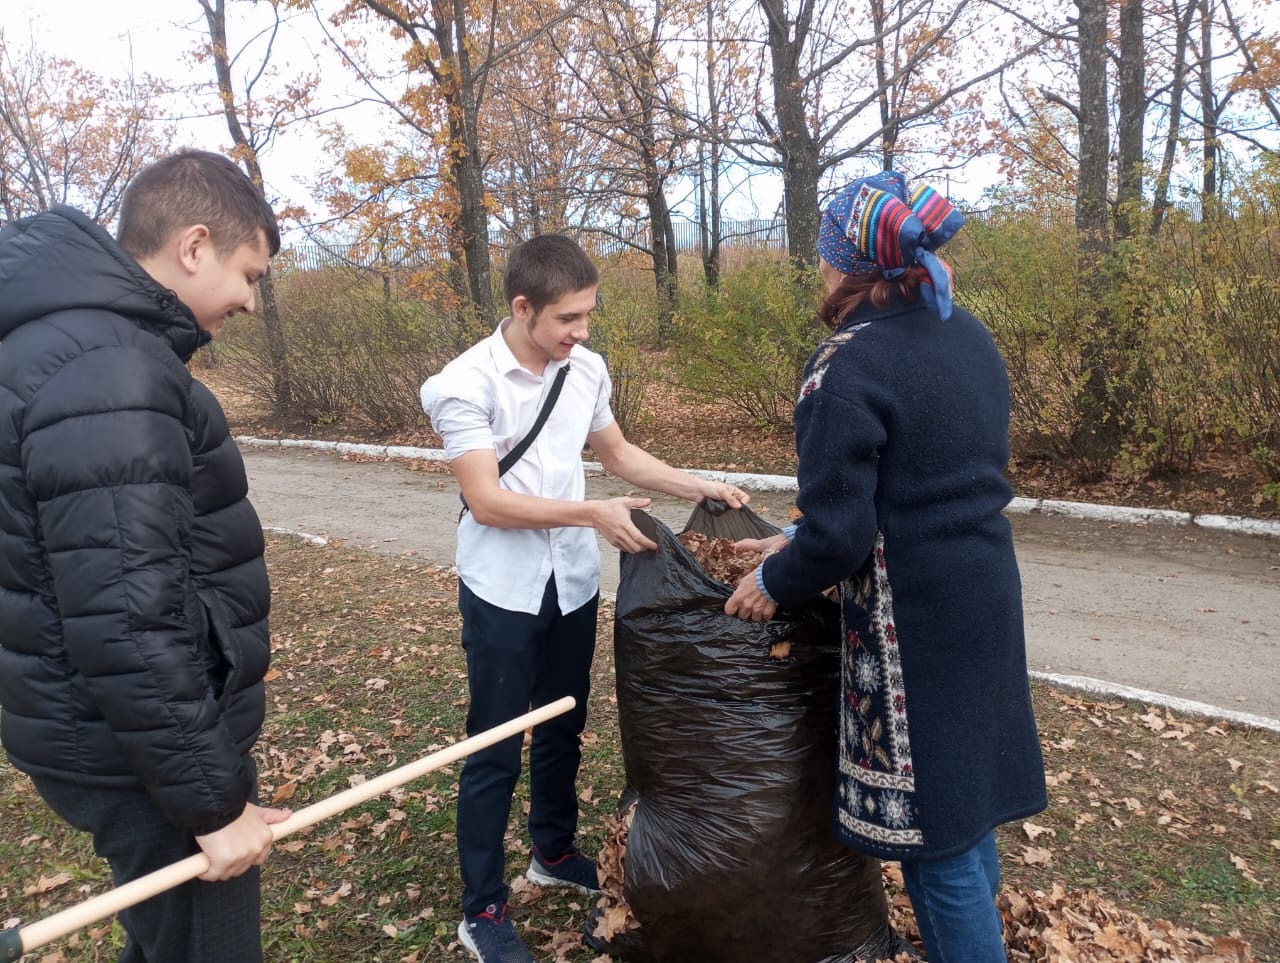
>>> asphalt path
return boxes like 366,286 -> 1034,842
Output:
241,445 -> 1280,726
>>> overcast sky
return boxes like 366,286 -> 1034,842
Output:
2,0 -> 186,71
2,0 -> 1011,231
0,0 -> 382,230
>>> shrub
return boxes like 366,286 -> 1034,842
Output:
218,266 -> 468,430
955,214 -> 1089,461
957,199 -> 1279,482
591,276 -> 663,437
669,258 -> 820,430
1200,167 -> 1280,460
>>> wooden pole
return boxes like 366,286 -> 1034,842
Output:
1,696 -> 574,961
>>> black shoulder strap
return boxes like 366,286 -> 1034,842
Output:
497,362 -> 569,477
459,363 -> 571,518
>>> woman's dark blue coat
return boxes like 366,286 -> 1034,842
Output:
761,292 -> 1047,861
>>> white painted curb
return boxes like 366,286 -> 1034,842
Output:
1030,671 -> 1280,734
246,435 -> 1280,731
262,525 -> 328,546
237,436 -> 1280,540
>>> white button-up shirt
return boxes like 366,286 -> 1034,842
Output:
420,319 -> 614,615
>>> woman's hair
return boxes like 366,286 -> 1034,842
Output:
503,234 -> 599,313
820,265 -> 927,330
117,150 -> 281,259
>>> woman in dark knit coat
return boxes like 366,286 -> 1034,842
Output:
726,171 -> 1047,962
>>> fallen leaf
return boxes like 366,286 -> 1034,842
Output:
1019,845 -> 1054,865
23,873 -> 72,897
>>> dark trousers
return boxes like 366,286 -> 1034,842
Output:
456,576 -> 597,916
31,762 -> 263,963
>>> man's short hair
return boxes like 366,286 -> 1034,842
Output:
503,235 -> 599,313
117,149 -> 281,259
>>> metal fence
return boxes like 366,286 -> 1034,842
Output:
282,216 -> 790,274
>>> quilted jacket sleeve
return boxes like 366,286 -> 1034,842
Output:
22,339 -> 251,834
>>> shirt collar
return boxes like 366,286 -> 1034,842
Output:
489,318 -> 524,376
490,316 -> 573,379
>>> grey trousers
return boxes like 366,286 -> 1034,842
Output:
32,764 -> 263,963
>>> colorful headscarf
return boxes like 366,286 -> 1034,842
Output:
816,170 -> 965,320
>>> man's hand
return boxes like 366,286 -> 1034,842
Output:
697,481 -> 750,509
195,803 -> 292,881
590,496 -> 658,552
725,567 -> 777,622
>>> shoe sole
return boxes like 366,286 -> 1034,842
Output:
525,860 -> 602,896
457,921 -> 481,960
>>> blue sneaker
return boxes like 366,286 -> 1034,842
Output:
457,902 -> 534,963
525,845 -> 602,894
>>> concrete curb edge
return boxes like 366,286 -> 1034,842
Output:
237,436 -> 1280,540
258,529 -> 1280,734
1029,671 -> 1280,734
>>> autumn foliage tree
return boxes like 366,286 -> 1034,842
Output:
983,0 -> 1280,470
193,0 -> 318,414
553,0 -> 694,325
304,0 -> 573,325
0,34 -> 172,225
682,0 -> 791,288
485,35 -> 588,240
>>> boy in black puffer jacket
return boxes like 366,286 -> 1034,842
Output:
0,150 -> 290,962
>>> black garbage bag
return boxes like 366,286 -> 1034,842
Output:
586,505 -> 913,963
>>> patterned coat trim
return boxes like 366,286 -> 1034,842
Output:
835,533 -> 925,850
798,322 -> 870,401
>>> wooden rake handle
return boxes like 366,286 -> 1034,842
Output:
1,696 -> 575,961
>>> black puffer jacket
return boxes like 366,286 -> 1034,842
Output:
0,206 -> 270,835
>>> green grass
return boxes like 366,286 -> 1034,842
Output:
1,535 -> 1275,961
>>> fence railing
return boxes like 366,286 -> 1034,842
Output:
282,216 -> 791,274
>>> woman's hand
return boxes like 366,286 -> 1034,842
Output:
734,532 -> 790,555
725,567 -> 777,622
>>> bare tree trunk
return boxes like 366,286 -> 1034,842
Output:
440,0 -> 496,324
634,8 -> 679,332
759,0 -> 821,274
699,0 -> 722,289
1199,0 -> 1219,211
1072,0 -> 1118,473
696,139 -> 722,289
1115,0 -> 1144,241
647,181 -> 678,332
1109,0 -> 1151,449
1152,0 -> 1196,234
197,0 -> 291,416
872,0 -> 897,170
1075,0 -> 1109,251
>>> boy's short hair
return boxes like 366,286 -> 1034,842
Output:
503,235 -> 599,313
117,149 -> 281,259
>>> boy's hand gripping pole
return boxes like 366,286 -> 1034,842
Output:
0,696 -> 575,961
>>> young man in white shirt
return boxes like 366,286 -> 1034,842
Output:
421,234 -> 749,963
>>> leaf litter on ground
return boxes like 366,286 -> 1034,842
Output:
0,534 -> 1274,961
